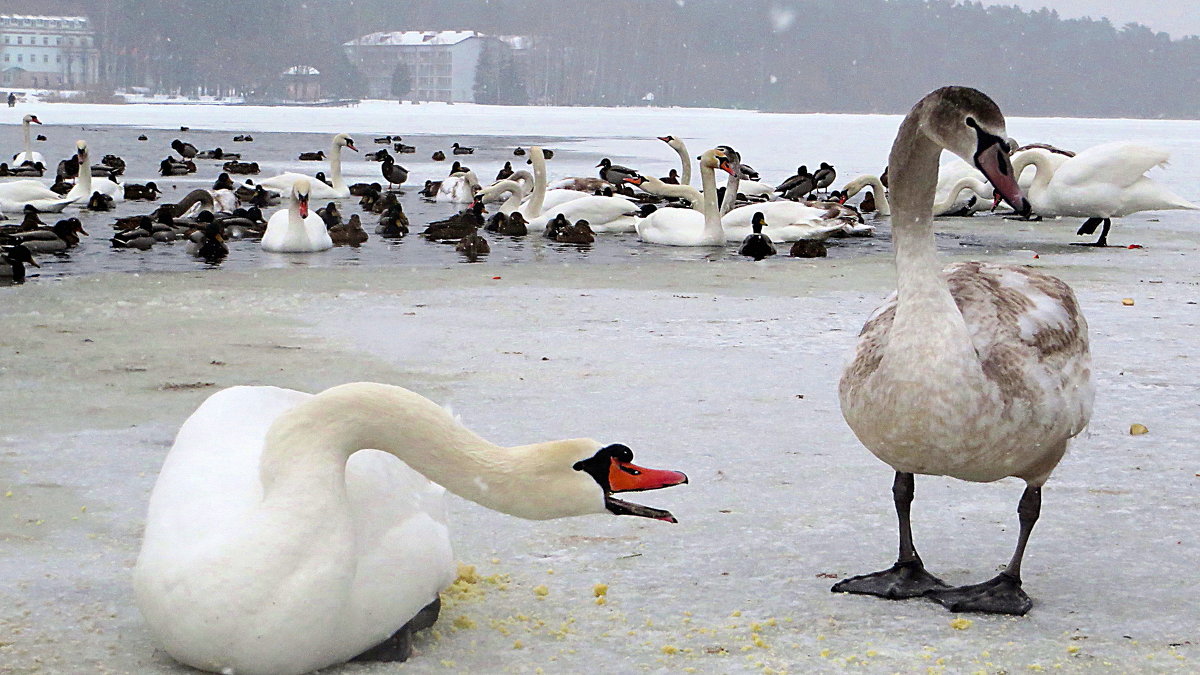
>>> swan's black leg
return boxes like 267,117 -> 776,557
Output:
832,472 -> 948,599
1072,218 -> 1111,247
926,485 -> 1040,616
352,597 -> 442,663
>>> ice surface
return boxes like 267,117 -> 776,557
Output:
0,104 -> 1198,673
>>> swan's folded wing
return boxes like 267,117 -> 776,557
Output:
1055,142 -> 1170,190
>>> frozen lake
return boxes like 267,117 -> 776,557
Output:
1,101 -> 1198,673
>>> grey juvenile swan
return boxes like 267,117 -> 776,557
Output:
832,87 -> 1094,615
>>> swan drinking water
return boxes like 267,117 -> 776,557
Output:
833,86 -> 1092,616
134,382 -> 687,675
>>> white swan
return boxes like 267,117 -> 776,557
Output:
262,179 -> 333,252
12,114 -> 45,166
833,86 -> 1091,616
718,175 -> 775,199
478,178 -> 527,215
436,170 -> 481,204
722,201 -> 850,242
635,148 -> 727,246
66,140 -> 124,203
0,185 -> 77,213
1011,142 -> 1198,246
840,174 -> 891,216
259,133 -> 358,199
932,176 -> 994,216
134,382 -> 686,675
657,135 -> 692,185
518,147 -> 640,232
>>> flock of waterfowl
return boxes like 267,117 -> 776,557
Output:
3,102 -> 1197,281
4,87 -> 1200,675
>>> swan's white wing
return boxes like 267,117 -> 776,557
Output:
551,195 -> 639,226
536,188 -> 590,211
635,207 -> 708,246
1054,142 -> 1170,190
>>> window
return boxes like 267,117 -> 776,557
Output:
43,37 -> 48,45
43,54 -> 48,63
16,36 -> 22,44
17,54 -> 22,62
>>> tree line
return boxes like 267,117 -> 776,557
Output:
71,0 -> 1200,118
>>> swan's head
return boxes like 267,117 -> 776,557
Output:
75,140 -> 88,161
916,87 -> 1028,216
703,148 -> 735,176
563,442 -> 688,522
292,179 -> 312,218
334,133 -> 358,152
24,114 -> 41,125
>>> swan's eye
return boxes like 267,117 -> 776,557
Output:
618,465 -> 641,476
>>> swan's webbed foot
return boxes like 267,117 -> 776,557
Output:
351,597 -> 442,663
352,625 -> 414,663
831,559 -> 948,599
924,573 -> 1032,615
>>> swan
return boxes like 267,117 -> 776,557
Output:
657,135 -> 692,185
932,176 -> 993,216
66,141 -> 124,203
840,175 -> 891,216
134,382 -> 686,675
516,148 -> 640,232
262,179 -> 333,253
0,151 -> 80,212
1010,143 -> 1198,246
12,114 -> 45,166
635,148 -> 728,246
259,133 -> 358,199
435,170 -> 481,204
832,86 -> 1091,616
722,200 -> 851,242
717,174 -> 775,199
623,173 -> 703,210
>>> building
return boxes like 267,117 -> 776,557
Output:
0,13 -> 99,89
343,30 -> 527,103
281,65 -> 323,101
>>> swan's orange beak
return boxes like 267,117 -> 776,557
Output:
718,159 -> 738,177
974,139 -> 1029,217
30,116 -> 41,124
607,457 -> 689,494
298,194 -> 309,218
346,141 -> 358,152
656,135 -> 671,143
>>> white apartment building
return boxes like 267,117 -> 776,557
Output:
1,13 -> 99,89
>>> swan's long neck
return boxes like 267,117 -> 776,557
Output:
671,139 -> 692,185
77,151 -> 92,193
22,120 -> 32,160
258,383 -> 601,520
490,179 -> 527,214
329,139 -> 346,192
640,176 -> 703,210
720,171 -> 740,216
845,174 -> 890,216
699,162 -> 724,244
887,115 -> 969,352
522,148 -> 547,218
1011,152 -> 1053,196
933,176 -> 988,214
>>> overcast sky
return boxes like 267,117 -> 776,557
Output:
1000,1 -> 1199,37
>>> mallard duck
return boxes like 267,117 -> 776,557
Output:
330,214 -> 368,247
737,214 -> 776,260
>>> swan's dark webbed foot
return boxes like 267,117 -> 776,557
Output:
1071,218 -> 1111,246
351,597 -> 442,663
831,559 -> 949,599
924,573 -> 1032,615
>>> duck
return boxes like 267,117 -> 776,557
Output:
451,142 -> 474,155
812,162 -> 837,195
419,180 -> 441,199
137,134 -> 149,141
737,214 -> 776,260
213,173 -> 235,191
317,201 -> 342,228
298,150 -> 326,161
160,156 -> 194,176
7,217 -> 88,253
542,213 -> 570,240
366,149 -> 389,162
233,135 -> 252,142
381,156 -> 409,189
11,114 -> 45,166
860,191 -> 877,214
424,201 -> 486,240
0,161 -> 45,177
832,86 -> 1090,617
495,161 -> 514,181
124,181 -> 161,201
350,181 -> 382,198
197,148 -> 239,160
375,203 -> 409,237
513,146 -> 526,156
1009,143 -> 1199,246
0,243 -> 39,283
596,158 -> 638,185
87,191 -> 115,211
789,239 -> 827,258
222,160 -> 260,175
111,219 -> 157,250
551,218 -> 595,245
373,135 -> 394,144
133,383 -> 686,674
485,211 -> 528,236
171,139 -> 198,159
187,220 -> 228,262
634,148 -> 728,247
259,133 -> 358,199
660,168 -> 680,185
393,139 -> 416,154
262,180 -> 333,253
454,226 -> 489,258
330,214 -> 368,246
431,150 -> 446,162
314,172 -> 333,188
